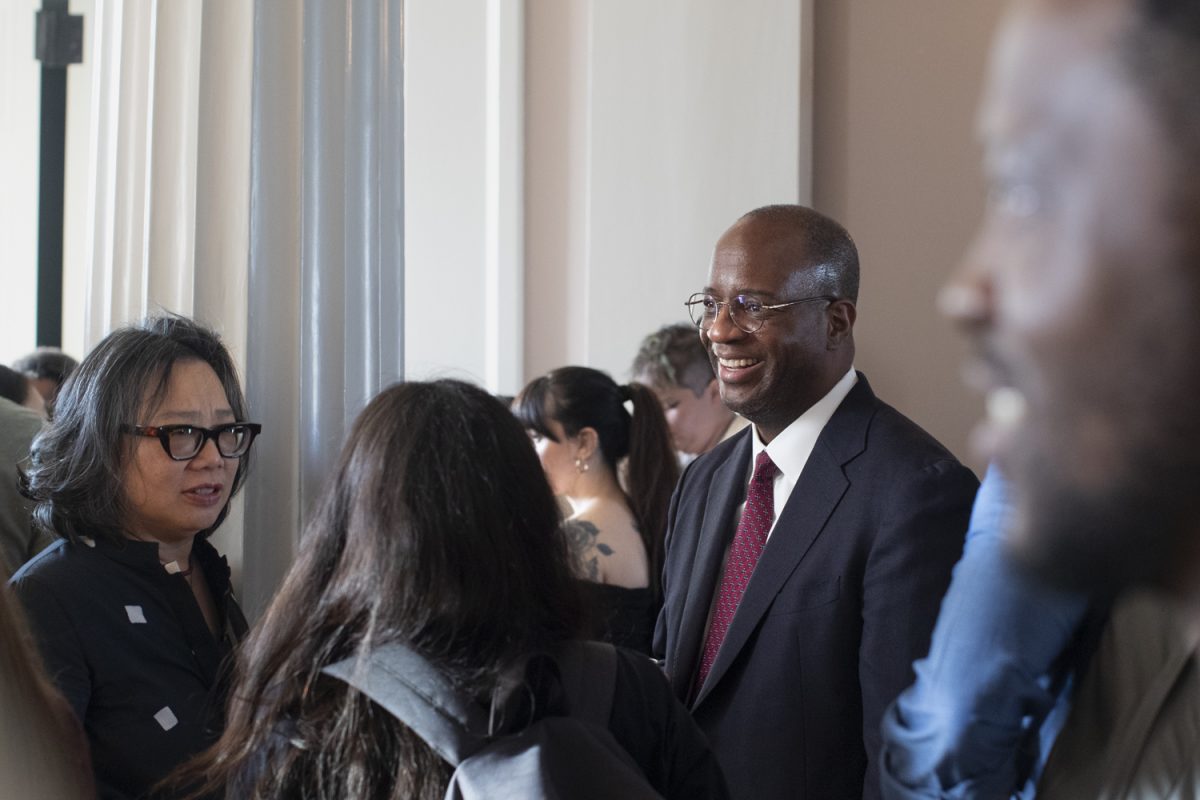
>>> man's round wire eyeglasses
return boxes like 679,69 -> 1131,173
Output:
123,423 -> 263,461
684,292 -> 836,334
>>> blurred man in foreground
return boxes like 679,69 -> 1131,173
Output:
938,0 -> 1200,794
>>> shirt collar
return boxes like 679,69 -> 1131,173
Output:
90,534 -> 162,569
750,367 -> 858,480
89,534 -> 227,584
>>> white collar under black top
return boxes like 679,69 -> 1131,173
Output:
748,367 -> 858,539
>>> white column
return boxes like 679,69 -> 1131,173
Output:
403,0 -> 527,395
485,0 -> 525,393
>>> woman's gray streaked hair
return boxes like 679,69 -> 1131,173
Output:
20,315 -> 252,546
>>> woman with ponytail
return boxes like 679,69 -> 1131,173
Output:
514,366 -> 679,654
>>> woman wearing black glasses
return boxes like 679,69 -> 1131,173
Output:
10,315 -> 260,800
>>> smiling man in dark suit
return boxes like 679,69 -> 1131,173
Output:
654,204 -> 978,800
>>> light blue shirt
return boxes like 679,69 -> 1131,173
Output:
878,466 -> 1088,799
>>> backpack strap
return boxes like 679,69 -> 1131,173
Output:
551,640 -> 618,727
322,643 -> 490,766
322,640 -> 621,765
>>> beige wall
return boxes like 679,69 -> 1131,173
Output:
812,1 -> 1006,475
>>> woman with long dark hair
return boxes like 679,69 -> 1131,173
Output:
514,366 -> 679,653
176,379 -> 724,799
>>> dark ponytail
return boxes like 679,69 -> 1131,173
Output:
622,382 -> 679,594
513,368 -> 680,594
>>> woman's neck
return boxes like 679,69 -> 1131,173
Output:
564,466 -> 626,518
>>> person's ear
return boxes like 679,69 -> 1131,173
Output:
826,300 -> 857,348
574,427 -> 600,462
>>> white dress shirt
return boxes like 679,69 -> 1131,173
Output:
745,367 -> 858,539
699,367 -> 859,645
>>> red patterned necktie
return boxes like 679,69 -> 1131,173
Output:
695,450 -> 779,693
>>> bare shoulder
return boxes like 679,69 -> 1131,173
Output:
564,507 -> 649,588
561,518 -> 608,581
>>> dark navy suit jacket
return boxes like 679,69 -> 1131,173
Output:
653,374 -> 978,800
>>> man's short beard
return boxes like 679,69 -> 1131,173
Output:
1006,442 -> 1197,598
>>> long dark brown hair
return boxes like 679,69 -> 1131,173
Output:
174,380 -> 584,799
513,366 -> 680,594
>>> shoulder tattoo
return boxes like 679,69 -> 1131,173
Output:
560,519 -> 614,581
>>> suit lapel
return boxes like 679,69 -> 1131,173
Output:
671,433 -> 751,699
692,376 -> 875,707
